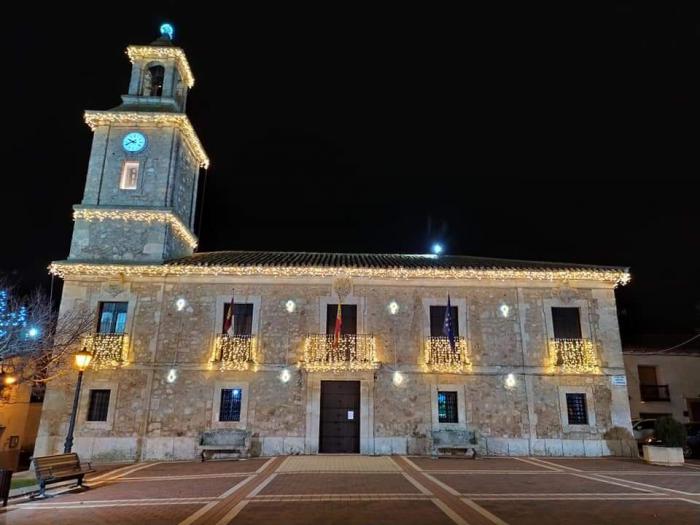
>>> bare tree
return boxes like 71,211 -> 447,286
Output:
0,276 -> 95,391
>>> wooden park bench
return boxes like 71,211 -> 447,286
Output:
198,429 -> 251,461
31,453 -> 95,498
431,429 -> 478,459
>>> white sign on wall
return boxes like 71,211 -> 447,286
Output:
611,375 -> 627,386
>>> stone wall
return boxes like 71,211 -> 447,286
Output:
35,276 -> 635,460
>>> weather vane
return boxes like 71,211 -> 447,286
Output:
160,23 -> 174,40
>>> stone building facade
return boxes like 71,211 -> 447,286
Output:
36,30 -> 635,461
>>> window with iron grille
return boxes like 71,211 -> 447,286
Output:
430,306 -> 459,337
222,303 -> 254,336
551,307 -> 582,339
87,389 -> 111,422
98,302 -> 128,334
219,388 -> 242,422
438,391 -> 458,423
566,393 -> 588,425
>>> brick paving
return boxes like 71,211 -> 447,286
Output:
1,455 -> 698,524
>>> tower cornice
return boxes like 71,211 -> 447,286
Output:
84,111 -> 209,168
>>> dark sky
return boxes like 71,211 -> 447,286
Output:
5,4 -> 699,341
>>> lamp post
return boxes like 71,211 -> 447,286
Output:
63,347 -> 93,453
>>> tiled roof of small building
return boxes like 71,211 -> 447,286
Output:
623,334 -> 700,356
166,250 -> 626,272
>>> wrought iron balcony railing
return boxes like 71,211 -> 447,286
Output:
549,338 -> 598,372
212,334 -> 255,371
303,334 -> 378,371
424,336 -> 469,372
640,384 -> 670,402
84,332 -> 128,369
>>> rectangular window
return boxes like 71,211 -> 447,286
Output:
552,307 -> 582,339
222,303 -> 254,336
326,304 -> 358,335
219,388 -> 242,422
566,393 -> 588,425
637,365 -> 658,386
98,302 -> 128,334
87,389 -> 111,422
438,391 -> 459,423
120,161 -> 140,190
430,305 -> 459,337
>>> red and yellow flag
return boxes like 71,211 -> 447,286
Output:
333,303 -> 342,345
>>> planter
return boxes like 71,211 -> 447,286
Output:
642,445 -> 684,466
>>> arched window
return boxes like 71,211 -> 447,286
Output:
142,64 -> 165,97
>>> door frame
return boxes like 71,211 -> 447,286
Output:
305,371 -> 375,454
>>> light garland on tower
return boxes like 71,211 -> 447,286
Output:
49,261 -> 630,285
302,334 -> 378,372
84,111 -> 209,168
211,334 -> 255,371
73,208 -> 198,250
549,338 -> 598,373
424,337 -> 470,373
126,45 -> 195,87
84,333 -> 129,369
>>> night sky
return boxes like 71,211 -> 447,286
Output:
5,4 -> 699,342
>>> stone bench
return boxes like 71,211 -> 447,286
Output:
431,429 -> 478,458
198,429 -> 251,461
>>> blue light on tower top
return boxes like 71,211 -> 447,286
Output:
432,243 -> 444,255
160,23 -> 174,40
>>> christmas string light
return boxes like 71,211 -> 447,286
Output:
73,208 -> 198,249
550,338 -> 598,373
0,290 -> 28,339
84,111 -> 209,168
84,333 -> 129,369
302,334 -> 378,372
49,261 -> 630,286
126,45 -> 195,87
211,334 -> 255,371
424,336 -> 470,373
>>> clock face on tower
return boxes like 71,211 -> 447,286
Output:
122,132 -> 147,153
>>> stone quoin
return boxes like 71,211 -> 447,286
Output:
35,28 -> 635,461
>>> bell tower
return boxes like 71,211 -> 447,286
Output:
68,24 -> 209,263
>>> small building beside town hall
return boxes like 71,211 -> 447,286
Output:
35,29 -> 635,461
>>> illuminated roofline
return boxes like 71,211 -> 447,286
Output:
126,45 -> 195,88
48,262 -> 630,285
84,111 -> 209,168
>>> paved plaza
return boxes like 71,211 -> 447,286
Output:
2,456 -> 699,524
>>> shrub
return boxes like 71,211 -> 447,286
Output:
654,416 -> 687,448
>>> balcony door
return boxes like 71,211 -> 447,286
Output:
326,305 -> 357,335
319,381 -> 360,453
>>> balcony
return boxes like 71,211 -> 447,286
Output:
424,336 -> 469,373
84,332 -> 128,369
549,338 -> 598,373
640,384 -> 670,402
212,334 -> 255,371
303,334 -> 378,371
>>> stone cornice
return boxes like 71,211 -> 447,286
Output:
84,111 -> 209,168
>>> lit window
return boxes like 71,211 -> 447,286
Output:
120,161 -> 140,190
438,391 -> 458,423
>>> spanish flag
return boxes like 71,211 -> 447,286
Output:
333,303 -> 342,345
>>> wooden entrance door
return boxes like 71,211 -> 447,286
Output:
319,381 -> 360,453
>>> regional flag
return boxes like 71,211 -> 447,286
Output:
443,294 -> 456,352
223,290 -> 235,336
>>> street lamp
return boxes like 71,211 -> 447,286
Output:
64,347 -> 93,453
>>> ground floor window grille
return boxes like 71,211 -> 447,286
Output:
566,393 -> 588,425
87,389 -> 111,422
219,388 -> 242,422
438,391 -> 458,423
